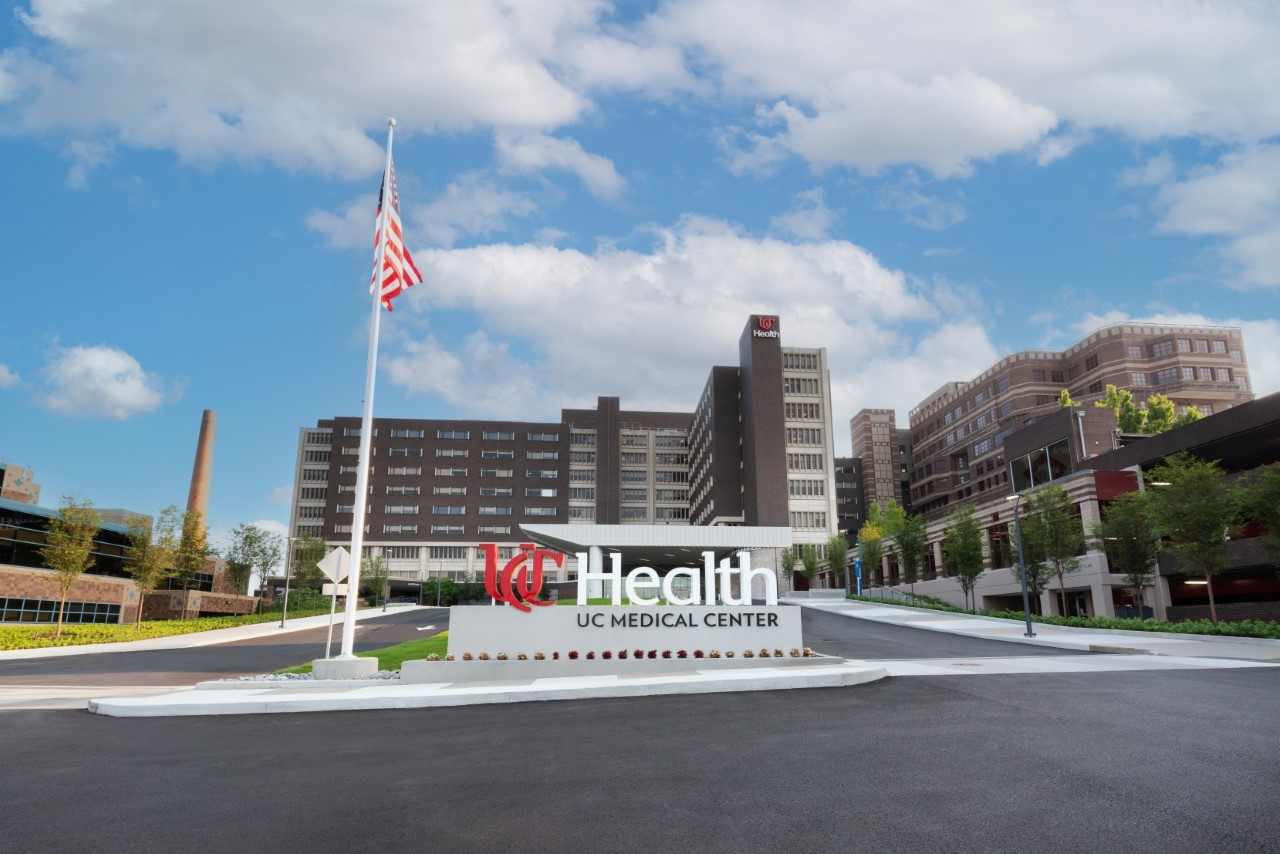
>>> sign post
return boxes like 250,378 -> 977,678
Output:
317,548 -> 351,660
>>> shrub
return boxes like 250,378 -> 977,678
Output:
743,649 -> 754,658
709,650 -> 721,659
478,652 -> 490,661
427,653 -> 441,662
586,651 -> 595,660
662,650 -> 672,659
568,650 -> 578,660
759,648 -> 770,658
496,652 -> 508,661
647,649 -> 657,659
789,648 -> 801,658
725,650 -> 735,658
633,649 -> 644,659
462,652 -> 473,661
534,652 -> 545,661
618,649 -> 629,659
773,649 -> 784,658
516,653 -> 528,661
553,652 -> 560,660
693,650 -> 704,658
677,650 -> 688,659
602,650 -> 613,660
445,654 -> 454,661
803,647 -> 816,657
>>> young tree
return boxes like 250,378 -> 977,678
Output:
858,502 -> 886,588
1145,453 -> 1239,625
892,514 -> 928,599
1094,491 -> 1162,619
778,547 -> 798,591
222,523 -> 262,595
39,496 -> 103,637
1011,516 -> 1055,606
1096,384 -> 1147,433
942,505 -> 984,612
1021,484 -> 1085,616
252,530 -> 284,601
1057,389 -> 1079,408
1143,393 -> 1176,434
290,533 -> 328,589
799,544 -> 820,583
1169,406 -> 1203,430
825,534 -> 849,588
1239,463 -> 1280,569
361,552 -> 388,602
123,506 -> 180,628
173,509 -> 209,589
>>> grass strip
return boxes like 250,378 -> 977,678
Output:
0,608 -> 340,651
276,631 -> 450,675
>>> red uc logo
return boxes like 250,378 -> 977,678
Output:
758,316 -> 774,331
479,543 -> 564,612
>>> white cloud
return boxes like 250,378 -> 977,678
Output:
1120,152 -> 1176,188
770,188 -> 838,240
386,216 -> 1000,449
411,174 -> 539,248
305,194 -> 377,250
1152,145 -> 1280,287
36,345 -> 178,420
0,364 -> 19,389
62,138 -> 114,189
267,486 -> 293,505
496,131 -> 624,200
877,175 -> 968,231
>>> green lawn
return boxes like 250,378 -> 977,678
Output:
0,608 -> 337,651
276,631 -> 449,674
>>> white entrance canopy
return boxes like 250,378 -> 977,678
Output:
518,524 -> 792,571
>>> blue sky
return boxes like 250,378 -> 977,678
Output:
1,0 -> 1277,548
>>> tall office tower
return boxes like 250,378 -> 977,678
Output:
849,408 -> 906,515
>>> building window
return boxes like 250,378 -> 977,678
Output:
434,467 -> 468,477
480,468 -> 513,478
784,402 -> 822,420
477,525 -> 512,535
437,430 -> 470,440
527,469 -> 558,479
570,470 -> 594,482
433,486 -> 466,496
622,434 -> 648,447
436,449 -> 469,458
389,448 -> 424,458
1084,354 -> 1099,371
654,471 -> 688,483
620,507 -> 647,520
478,506 -> 512,516
655,453 -> 688,466
302,469 -> 329,482
389,429 -> 425,438
654,435 -> 686,448
479,486 -> 513,497
1236,376 -> 1250,390
621,488 -> 648,502
1152,368 -> 1178,386
525,507 -> 558,517
430,506 -> 463,515
300,487 -> 327,500
1130,372 -> 1147,387
1126,345 -> 1142,360
386,505 -> 419,515
387,466 -> 422,476
527,432 -> 560,442
1182,367 -> 1196,381
1211,340 -> 1227,354
1217,368 -> 1232,382
1032,369 -> 1046,382
386,485 -> 421,495
1195,339 -> 1209,353
481,449 -> 514,459
385,546 -> 420,559
570,487 -> 595,501
382,525 -> 419,535
527,451 -> 559,460
526,488 -> 557,498
430,546 -> 467,559
1148,340 -> 1175,358
788,479 -> 825,497
1230,350 -> 1243,363
655,507 -> 689,521
621,452 -> 647,464
482,431 -> 515,441
1177,338 -> 1191,353
570,451 -> 596,464
570,431 -> 596,446
569,507 -> 595,520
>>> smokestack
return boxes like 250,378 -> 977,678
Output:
187,410 -> 217,536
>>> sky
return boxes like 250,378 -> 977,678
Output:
1,0 -> 1278,553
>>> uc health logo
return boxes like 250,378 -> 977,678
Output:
479,543 -> 564,612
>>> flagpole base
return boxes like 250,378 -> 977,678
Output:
312,657 -> 379,681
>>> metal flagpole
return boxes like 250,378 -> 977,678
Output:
337,117 -> 396,659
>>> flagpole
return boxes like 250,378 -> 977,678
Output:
337,116 -> 396,659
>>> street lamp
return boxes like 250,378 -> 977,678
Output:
1004,494 -> 1037,638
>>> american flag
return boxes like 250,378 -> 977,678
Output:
370,160 -> 423,311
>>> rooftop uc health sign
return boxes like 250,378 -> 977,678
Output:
479,543 -> 780,611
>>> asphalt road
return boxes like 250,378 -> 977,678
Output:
2,664 -> 1277,854
799,607 -> 1083,660
0,606 -> 451,686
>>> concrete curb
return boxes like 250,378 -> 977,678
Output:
89,661 -> 889,717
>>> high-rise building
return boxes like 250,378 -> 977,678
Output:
289,315 -> 839,587
906,322 -> 1254,520
848,409 -> 910,515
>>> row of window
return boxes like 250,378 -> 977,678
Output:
343,428 -> 547,441
1,598 -> 121,625
790,511 -> 828,529
787,453 -> 825,472
788,479 -> 826,497
340,516 -> 556,537
783,352 -> 820,371
783,377 -> 822,396
786,427 -> 823,446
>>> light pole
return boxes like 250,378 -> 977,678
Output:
1005,494 -> 1036,638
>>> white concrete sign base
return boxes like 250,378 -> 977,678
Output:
447,605 -> 802,659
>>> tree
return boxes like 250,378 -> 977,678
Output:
253,530 -> 284,602
39,496 -> 103,637
1239,463 -> 1280,570
1021,484 -> 1085,616
858,502 -> 886,588
123,506 -> 180,628
799,544 -> 820,583
1011,513 -> 1055,605
1143,393 -> 1176,434
1057,389 -> 1079,408
1145,453 -> 1239,625
825,534 -> 848,588
1096,384 -> 1147,433
173,509 -> 209,589
891,514 -> 927,599
290,533 -> 328,589
361,552 -> 388,602
1169,406 -> 1203,430
942,505 -> 984,612
222,523 -> 262,595
778,547 -> 798,590
1094,491 -> 1161,619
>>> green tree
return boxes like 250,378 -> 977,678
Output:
1145,452 -> 1239,626
1239,463 -> 1280,569
39,496 -> 103,637
1011,512 -> 1056,604
799,544 -> 820,583
290,533 -> 328,589
891,514 -> 928,599
222,523 -> 262,595
858,502 -> 886,587
1022,484 -> 1085,616
253,530 -> 284,603
1057,389 -> 1079,408
173,509 -> 209,589
1169,406 -> 1203,430
1143,393 -> 1176,434
942,505 -> 984,612
1096,384 -> 1147,433
1094,491 -> 1161,619
825,534 -> 849,588
361,552 -> 388,602
123,506 -> 180,628
778,546 -> 798,590
421,576 -> 458,606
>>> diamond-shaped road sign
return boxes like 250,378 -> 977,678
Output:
316,547 -> 350,582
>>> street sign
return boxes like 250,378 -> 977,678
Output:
322,583 -> 349,596
317,547 -> 350,582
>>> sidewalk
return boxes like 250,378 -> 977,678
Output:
0,607 -> 417,661
786,597 -> 1280,663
